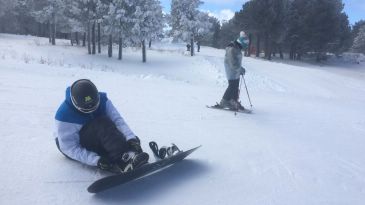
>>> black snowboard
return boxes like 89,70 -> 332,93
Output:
207,104 -> 252,114
87,145 -> 201,193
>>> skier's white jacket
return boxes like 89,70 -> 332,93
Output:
54,87 -> 136,166
224,40 -> 248,80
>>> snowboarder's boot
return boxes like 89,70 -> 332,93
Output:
149,141 -> 181,160
117,151 -> 149,173
160,143 -> 181,158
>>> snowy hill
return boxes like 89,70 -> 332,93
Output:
1,34 -> 365,205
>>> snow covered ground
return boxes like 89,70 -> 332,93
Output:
0,34 -> 365,205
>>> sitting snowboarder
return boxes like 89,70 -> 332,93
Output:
54,79 -> 149,173
220,31 -> 248,110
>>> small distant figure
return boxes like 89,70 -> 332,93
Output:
197,41 -> 201,52
186,44 -> 191,51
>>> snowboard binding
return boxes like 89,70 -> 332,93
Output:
149,141 -> 181,160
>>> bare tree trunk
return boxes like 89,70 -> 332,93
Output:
82,32 -> 86,47
118,36 -> 122,60
76,32 -> 79,45
87,22 -> 91,54
41,23 -> 46,37
70,32 -> 73,46
52,23 -> 56,45
149,39 -> 152,48
256,34 -> 260,57
264,34 -> 270,59
52,14 -> 56,45
248,33 -> 252,56
92,21 -> 96,54
98,22 -> 101,53
190,35 -> 194,56
290,42 -> 296,60
142,40 -> 146,62
38,22 -> 42,37
108,34 -> 112,58
48,21 -> 52,43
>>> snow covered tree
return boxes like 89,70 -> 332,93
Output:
193,12 -> 212,51
198,16 -> 220,48
67,0 -> 98,53
170,0 -> 207,56
0,0 -> 45,35
32,0 -> 77,45
351,20 -> 365,45
103,0 -> 136,59
352,25 -> 365,54
0,0 -> 16,17
130,0 -> 164,62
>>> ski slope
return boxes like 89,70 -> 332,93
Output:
0,34 -> 365,205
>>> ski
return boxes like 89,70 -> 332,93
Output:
87,145 -> 201,193
206,103 -> 252,114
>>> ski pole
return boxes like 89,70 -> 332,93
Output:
243,75 -> 253,109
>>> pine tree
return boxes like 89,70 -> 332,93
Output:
130,0 -> 164,62
32,0 -> 69,45
351,20 -> 365,44
198,16 -> 220,48
0,0 -> 16,18
170,0 -> 204,56
352,25 -> 365,54
103,0 -> 136,59
287,0 -> 350,61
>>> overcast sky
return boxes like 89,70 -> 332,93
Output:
160,0 -> 364,25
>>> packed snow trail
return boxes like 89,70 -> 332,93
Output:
1,34 -> 365,205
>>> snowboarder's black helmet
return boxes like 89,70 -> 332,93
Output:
70,79 -> 100,113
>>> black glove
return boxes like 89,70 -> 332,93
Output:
97,156 -> 113,171
240,67 -> 246,76
128,137 -> 142,153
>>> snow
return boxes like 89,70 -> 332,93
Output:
1,33 -> 365,204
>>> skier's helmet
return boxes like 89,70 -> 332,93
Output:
70,79 -> 100,113
237,31 -> 247,47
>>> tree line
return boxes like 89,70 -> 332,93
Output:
1,0 -> 364,62
208,0 -> 365,61
0,0 -> 164,62
0,0 -> 215,59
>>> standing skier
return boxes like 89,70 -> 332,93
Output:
220,31 -> 248,110
54,79 -> 149,173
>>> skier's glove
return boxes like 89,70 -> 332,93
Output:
97,156 -> 113,171
240,67 -> 246,76
128,137 -> 142,153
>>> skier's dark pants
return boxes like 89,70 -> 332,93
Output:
56,116 -> 129,163
223,79 -> 240,101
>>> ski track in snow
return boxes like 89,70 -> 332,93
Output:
1,34 -> 365,205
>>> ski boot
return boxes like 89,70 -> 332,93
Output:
236,101 -> 245,110
220,99 -> 239,110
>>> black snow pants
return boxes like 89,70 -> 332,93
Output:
79,116 -> 130,162
223,79 -> 240,101
56,116 -> 130,163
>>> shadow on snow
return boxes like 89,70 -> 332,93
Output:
91,159 -> 210,202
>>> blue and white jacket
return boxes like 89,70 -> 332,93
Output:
54,87 -> 136,166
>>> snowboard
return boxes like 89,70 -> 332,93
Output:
207,104 -> 252,114
87,145 -> 201,193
